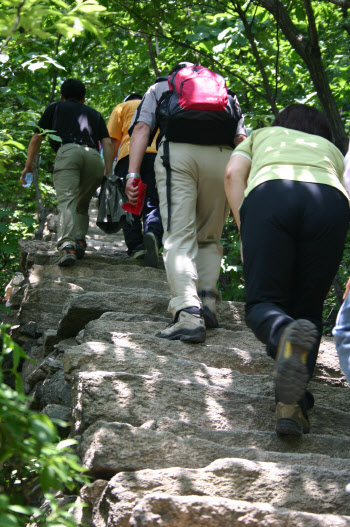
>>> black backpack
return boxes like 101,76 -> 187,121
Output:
156,64 -> 242,147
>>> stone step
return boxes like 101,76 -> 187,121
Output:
56,290 -> 245,339
19,239 -> 165,272
63,342 -> 272,392
29,258 -> 166,278
96,493 -> 350,527
29,263 -> 168,282
18,303 -> 63,335
90,457 -> 350,520
57,291 -> 171,338
76,314 -> 344,384
71,372 -> 350,436
63,342 -> 350,414
78,419 -> 350,476
23,278 -> 169,304
142,416 -> 350,460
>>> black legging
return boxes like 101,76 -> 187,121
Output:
240,180 -> 349,380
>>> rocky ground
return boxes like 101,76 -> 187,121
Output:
4,204 -> 350,526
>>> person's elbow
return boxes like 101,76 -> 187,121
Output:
224,155 -> 251,186
133,121 -> 151,142
234,134 -> 247,147
225,156 -> 239,185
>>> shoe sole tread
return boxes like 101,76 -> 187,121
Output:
275,319 -> 318,404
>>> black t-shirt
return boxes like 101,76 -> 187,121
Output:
37,100 -> 109,152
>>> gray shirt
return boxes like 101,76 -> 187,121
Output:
129,79 -> 247,138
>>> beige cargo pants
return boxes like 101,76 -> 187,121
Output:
53,143 -> 104,249
154,141 -> 232,318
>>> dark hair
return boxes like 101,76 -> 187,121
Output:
169,61 -> 195,75
123,93 -> 142,102
60,79 -> 86,101
272,103 -> 332,141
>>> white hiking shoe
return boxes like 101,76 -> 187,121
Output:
155,310 -> 206,343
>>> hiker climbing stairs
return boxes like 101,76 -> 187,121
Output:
4,204 -> 350,526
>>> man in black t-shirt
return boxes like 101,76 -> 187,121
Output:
21,79 -> 114,266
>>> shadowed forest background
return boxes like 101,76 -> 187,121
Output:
1,0 -> 350,331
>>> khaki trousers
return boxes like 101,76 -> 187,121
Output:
53,143 -> 104,249
154,141 -> 232,317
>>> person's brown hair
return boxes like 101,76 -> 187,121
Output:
272,103 -> 332,141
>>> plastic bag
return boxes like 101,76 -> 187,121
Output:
122,177 -> 147,216
96,173 -> 133,234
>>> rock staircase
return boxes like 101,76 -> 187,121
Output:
4,205 -> 350,526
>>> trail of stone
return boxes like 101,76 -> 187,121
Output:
5,206 -> 350,527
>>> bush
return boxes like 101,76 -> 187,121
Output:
0,325 -> 89,527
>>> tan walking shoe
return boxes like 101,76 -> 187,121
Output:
275,402 -> 310,437
155,310 -> 206,343
275,319 -> 318,404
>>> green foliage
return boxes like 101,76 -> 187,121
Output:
0,325 -> 89,527
219,218 -> 245,302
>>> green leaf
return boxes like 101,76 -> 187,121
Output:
46,133 -> 62,141
0,513 -> 20,527
29,414 -> 56,443
40,465 -> 61,491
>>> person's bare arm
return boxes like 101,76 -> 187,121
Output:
224,154 -> 251,233
20,133 -> 44,185
110,137 -> 121,159
101,137 -> 114,175
125,121 -> 151,204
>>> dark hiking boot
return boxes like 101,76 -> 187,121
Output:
57,245 -> 77,267
198,290 -> 220,328
75,238 -> 87,259
130,244 -> 145,260
275,402 -> 310,437
155,310 -> 206,343
275,319 -> 318,405
144,232 -> 159,268
201,305 -> 219,329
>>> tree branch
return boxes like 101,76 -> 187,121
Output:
256,0 -> 308,61
231,0 -> 278,114
0,0 -> 26,53
140,29 -> 161,76
302,0 -> 319,50
110,18 -> 269,100
326,0 -> 350,6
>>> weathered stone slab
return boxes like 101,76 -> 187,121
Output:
76,314 -> 344,382
63,342 -> 272,393
19,303 -> 63,334
57,292 -> 171,338
127,494 -> 350,527
71,371 -> 275,434
78,420 -> 350,476
29,263 -> 168,283
92,458 -> 350,525
71,372 -> 350,436
144,417 -> 350,460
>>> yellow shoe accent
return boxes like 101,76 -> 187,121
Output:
284,341 -> 292,359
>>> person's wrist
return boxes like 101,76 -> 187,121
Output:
126,172 -> 141,180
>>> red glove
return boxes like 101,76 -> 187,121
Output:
122,178 -> 147,216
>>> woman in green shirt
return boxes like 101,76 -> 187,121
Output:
225,104 -> 349,438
